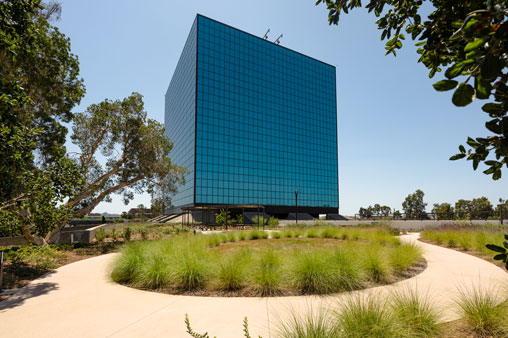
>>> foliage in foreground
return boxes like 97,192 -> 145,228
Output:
316,0 -> 508,179
185,284 -> 508,337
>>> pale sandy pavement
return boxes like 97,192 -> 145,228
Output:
1,233 -> 507,338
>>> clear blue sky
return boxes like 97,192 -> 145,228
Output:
57,0 -> 507,216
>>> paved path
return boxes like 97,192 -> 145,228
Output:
1,233 -> 507,338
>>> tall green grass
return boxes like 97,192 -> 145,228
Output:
216,250 -> 250,290
456,284 -> 508,337
276,308 -> 339,338
390,287 -> 442,337
335,296 -> 403,338
111,226 -> 423,296
254,249 -> 282,296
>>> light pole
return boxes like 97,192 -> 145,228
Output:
294,190 -> 299,224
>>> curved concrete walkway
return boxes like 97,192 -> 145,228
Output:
0,233 -> 507,338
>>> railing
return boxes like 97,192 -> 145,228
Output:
354,209 -> 506,222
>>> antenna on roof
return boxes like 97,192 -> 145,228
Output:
263,28 -> 270,40
274,34 -> 283,45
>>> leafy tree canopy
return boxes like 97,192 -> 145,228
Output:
402,189 -> 427,219
316,0 -> 508,179
44,93 -> 187,243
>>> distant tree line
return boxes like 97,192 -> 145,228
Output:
358,190 -> 507,221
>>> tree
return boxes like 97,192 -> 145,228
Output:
316,0 -> 508,179
0,0 -> 84,243
358,204 -> 392,218
454,199 -> 473,219
358,207 -> 373,219
43,93 -> 187,243
215,209 -> 231,227
402,189 -> 427,219
432,203 -> 454,220
471,196 -> 494,219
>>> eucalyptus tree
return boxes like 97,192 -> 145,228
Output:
43,93 -> 187,243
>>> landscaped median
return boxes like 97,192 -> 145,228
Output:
110,226 -> 425,297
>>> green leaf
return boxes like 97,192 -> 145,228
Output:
464,37 -> 488,52
450,154 -> 466,160
493,169 -> 502,180
467,137 -> 479,148
433,80 -> 458,92
494,253 -> 507,261
459,145 -> 466,153
452,83 -> 475,107
486,244 -> 506,253
502,117 -> 508,137
475,78 -> 492,99
481,55 -> 501,81
482,103 -> 504,115
445,64 -> 463,79
486,119 -> 502,134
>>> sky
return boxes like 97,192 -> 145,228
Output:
55,0 -> 507,216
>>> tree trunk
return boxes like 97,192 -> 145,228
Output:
44,175 -> 143,243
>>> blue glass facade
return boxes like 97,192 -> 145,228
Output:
166,14 -> 338,214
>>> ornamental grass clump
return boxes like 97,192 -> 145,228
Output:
456,284 -> 508,337
362,245 -> 392,283
172,241 -> 209,290
111,241 -> 144,283
217,250 -> 251,291
335,295 -> 403,338
281,229 -> 294,238
276,308 -> 339,338
320,227 -> 338,239
237,231 -> 247,241
331,247 -> 364,291
291,250 -> 338,294
254,248 -> 282,296
305,228 -> 319,238
389,243 -> 423,274
390,287 -> 442,338
137,253 -> 171,289
271,231 -> 281,239
248,230 -> 268,240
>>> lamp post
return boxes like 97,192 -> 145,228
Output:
294,190 -> 299,224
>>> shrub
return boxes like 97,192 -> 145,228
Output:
254,249 -> 282,296
281,230 -> 294,238
306,229 -> 319,238
248,230 -> 268,240
139,228 -> 148,240
111,228 -> 118,241
207,234 -> 222,247
251,215 -> 266,227
320,227 -> 338,239
237,231 -> 247,241
95,228 -> 107,242
268,216 -> 280,227
271,232 -> 281,239
123,227 -> 132,241
8,245 -> 66,270
226,232 -> 237,243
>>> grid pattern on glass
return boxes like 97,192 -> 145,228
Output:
164,18 -> 197,209
195,15 -> 338,208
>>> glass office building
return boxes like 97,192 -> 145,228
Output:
165,14 -> 338,217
